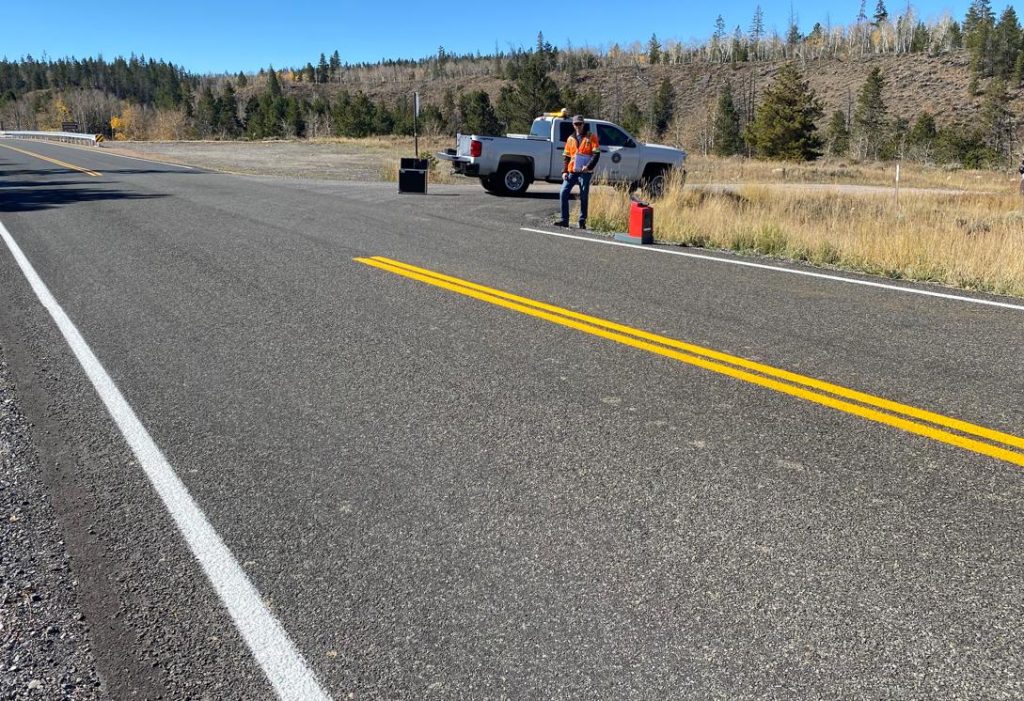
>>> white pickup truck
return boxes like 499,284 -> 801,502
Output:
437,114 -> 687,197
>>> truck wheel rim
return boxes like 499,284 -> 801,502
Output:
505,170 -> 524,191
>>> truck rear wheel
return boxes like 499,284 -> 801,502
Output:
480,176 -> 500,194
496,164 -> 531,196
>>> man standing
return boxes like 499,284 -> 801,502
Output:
555,115 -> 600,230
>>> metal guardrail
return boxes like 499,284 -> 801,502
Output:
0,130 -> 103,145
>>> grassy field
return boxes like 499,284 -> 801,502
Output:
587,166 -> 1024,298
682,154 -> 1013,192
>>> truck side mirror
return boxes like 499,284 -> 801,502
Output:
626,138 -> 637,148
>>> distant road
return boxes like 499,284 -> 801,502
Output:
1,138 -> 1022,699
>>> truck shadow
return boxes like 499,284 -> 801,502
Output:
489,191 -> 560,200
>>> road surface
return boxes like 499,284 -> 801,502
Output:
1,138 -> 1022,700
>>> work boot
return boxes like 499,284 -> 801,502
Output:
577,221 -> 587,230
553,220 -> 569,228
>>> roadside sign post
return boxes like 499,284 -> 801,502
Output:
895,163 -> 901,206
414,92 -> 420,159
399,93 -> 427,194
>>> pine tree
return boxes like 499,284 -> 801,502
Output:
750,5 -> 765,60
317,53 -> 329,84
243,95 -> 260,138
441,88 -> 458,132
979,77 -> 1014,159
180,81 -> 194,120
712,81 -> 743,155
561,86 -> 601,122
329,50 -> 341,82
825,110 -> 850,156
220,81 -> 240,137
874,0 -> 889,25
195,85 -> 219,137
713,16 -> 727,62
991,6 -> 1021,80
266,66 -> 282,98
853,67 -> 888,159
907,112 -> 937,160
750,5 -> 765,41
284,98 -> 304,137
745,63 -> 823,160
964,0 -> 995,77
458,90 -> 501,135
621,101 -> 646,137
910,22 -> 929,52
652,77 -> 675,137
647,34 -> 662,65
786,6 -> 801,48
732,26 -> 749,63
494,52 -> 560,132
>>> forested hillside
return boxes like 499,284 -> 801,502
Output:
1,0 -> 1020,166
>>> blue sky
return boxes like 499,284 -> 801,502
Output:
5,1 -> 978,74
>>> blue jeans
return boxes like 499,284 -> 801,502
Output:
560,172 -> 593,225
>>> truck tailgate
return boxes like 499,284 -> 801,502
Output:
456,134 -> 474,157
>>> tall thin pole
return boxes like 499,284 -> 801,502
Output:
895,163 -> 900,207
414,92 -> 419,160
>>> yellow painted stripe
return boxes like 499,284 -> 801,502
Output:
0,142 -> 102,177
372,256 -> 1024,454
355,256 -> 1024,469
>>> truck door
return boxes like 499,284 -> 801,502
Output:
596,123 -> 641,183
551,120 -> 573,179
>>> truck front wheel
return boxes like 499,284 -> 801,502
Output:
640,166 -> 669,199
496,164 -> 531,196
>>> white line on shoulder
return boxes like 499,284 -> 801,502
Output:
520,227 -> 1024,313
0,220 -> 329,701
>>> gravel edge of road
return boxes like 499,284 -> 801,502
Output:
0,345 -> 104,700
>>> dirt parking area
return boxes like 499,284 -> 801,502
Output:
101,138 -> 438,181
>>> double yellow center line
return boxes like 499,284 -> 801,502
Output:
0,142 -> 102,177
356,255 -> 1024,469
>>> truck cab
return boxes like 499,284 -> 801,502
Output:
530,117 -> 645,185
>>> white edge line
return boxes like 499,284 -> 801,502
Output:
520,227 -> 1024,313
6,137 -> 197,170
0,221 -> 330,701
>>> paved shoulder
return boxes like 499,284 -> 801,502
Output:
0,347 -> 102,699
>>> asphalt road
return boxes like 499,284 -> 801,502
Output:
1,138 -> 1023,700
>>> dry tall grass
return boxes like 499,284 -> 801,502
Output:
683,155 -> 1012,192
588,168 -> 1024,298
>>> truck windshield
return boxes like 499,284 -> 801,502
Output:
529,119 -> 550,138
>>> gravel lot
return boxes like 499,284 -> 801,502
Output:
0,347 -> 103,700
103,139 -> 438,182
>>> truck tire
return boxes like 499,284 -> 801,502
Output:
480,176 -> 500,194
495,164 -> 531,196
640,166 -> 669,199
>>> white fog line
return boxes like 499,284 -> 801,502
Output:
0,220 -> 330,701
520,227 -> 1024,313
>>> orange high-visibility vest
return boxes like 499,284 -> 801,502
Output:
564,129 -> 600,173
